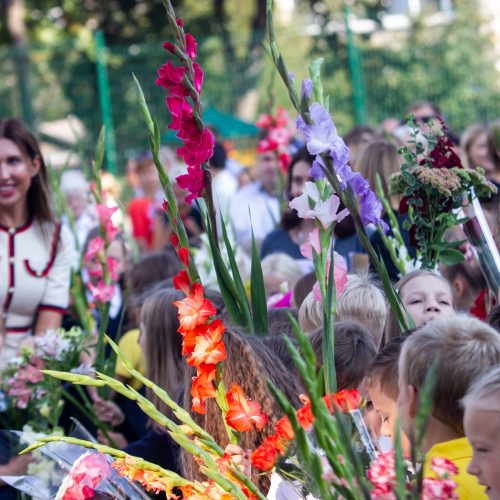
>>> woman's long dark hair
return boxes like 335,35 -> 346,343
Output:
282,146 -> 315,230
0,118 -> 53,223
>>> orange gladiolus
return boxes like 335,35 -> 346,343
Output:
323,389 -> 360,413
296,397 -> 314,430
174,282 -> 216,333
112,458 -> 174,495
187,320 -> 226,366
275,416 -> 294,441
225,384 -> 268,432
250,437 -> 278,471
180,326 -> 200,356
191,363 -> 217,414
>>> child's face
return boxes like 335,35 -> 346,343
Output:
464,405 -> 500,499
66,191 -> 88,220
369,381 -> 412,457
400,275 -> 454,327
138,163 -> 160,195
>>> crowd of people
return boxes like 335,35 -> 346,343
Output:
0,99 -> 499,498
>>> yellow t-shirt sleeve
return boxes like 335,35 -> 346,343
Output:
115,329 -> 146,381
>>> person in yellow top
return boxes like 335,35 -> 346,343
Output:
397,314 -> 500,499
115,327 -> 146,391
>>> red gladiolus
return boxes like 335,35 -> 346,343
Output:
174,282 -> 216,333
176,165 -> 206,204
177,247 -> 190,267
173,269 -> 191,295
187,320 -> 226,366
250,438 -> 278,471
180,326 -> 199,356
225,384 -> 268,432
191,364 -> 217,414
169,233 -> 179,248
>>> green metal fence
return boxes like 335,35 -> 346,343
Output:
1,29 -> 499,174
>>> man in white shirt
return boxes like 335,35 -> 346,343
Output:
229,150 -> 280,252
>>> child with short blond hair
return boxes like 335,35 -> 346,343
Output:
336,271 -> 387,348
462,366 -> 500,499
398,314 -> 500,498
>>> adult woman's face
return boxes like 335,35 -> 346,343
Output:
0,138 -> 39,215
290,160 -> 311,199
469,131 -> 495,172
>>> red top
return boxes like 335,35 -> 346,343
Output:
128,197 -> 156,249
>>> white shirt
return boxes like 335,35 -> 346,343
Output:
229,182 -> 280,251
0,219 -> 73,368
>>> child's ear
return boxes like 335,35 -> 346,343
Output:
453,278 -> 465,298
407,385 -> 418,418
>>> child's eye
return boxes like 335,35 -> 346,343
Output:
439,301 -> 450,305
409,300 -> 421,305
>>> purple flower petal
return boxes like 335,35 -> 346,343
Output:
310,158 -> 326,179
301,78 -> 313,100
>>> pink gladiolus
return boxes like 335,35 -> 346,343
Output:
104,220 -> 119,242
95,202 -> 118,227
312,252 -> 348,301
106,256 -> 119,282
289,182 -> 349,229
84,237 -> 105,262
300,227 -> 322,260
430,457 -> 459,478
176,165 -> 206,204
88,281 -> 115,304
422,477 -> 458,500
56,452 -> 113,500
368,450 -> 397,499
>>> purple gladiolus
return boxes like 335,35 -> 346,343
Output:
360,190 -> 389,231
310,157 -> 326,180
301,78 -> 313,100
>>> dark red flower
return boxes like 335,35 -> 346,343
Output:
169,233 -> 179,248
177,128 -> 214,168
162,41 -> 175,54
192,62 -> 203,93
156,61 -> 188,97
167,96 -> 192,131
176,165 -> 206,204
176,18 -> 183,28
425,134 -> 463,170
185,33 -> 197,60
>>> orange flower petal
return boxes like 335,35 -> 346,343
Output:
174,283 -> 216,333
251,438 -> 278,471
187,320 -> 226,366
225,384 -> 268,432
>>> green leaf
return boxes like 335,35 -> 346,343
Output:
219,212 -> 254,333
439,248 -> 465,265
250,227 -> 269,336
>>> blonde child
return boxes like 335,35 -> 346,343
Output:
365,336 -> 411,457
462,366 -> 500,499
385,269 -> 455,343
397,314 -> 500,498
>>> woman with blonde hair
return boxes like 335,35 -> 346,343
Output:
460,122 -> 495,172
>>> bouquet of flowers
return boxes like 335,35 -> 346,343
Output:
389,122 -> 496,270
0,327 -> 91,432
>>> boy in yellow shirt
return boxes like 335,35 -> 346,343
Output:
397,314 -> 500,499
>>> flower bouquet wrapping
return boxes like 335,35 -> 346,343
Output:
1,431 -> 148,500
459,195 -> 500,300
388,121 -> 497,270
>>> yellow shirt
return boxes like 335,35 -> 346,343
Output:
114,328 -> 146,390
424,437 -> 486,499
